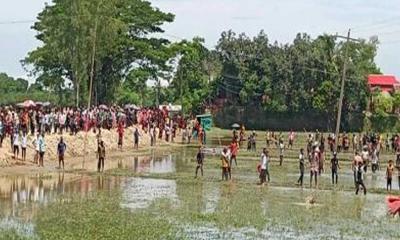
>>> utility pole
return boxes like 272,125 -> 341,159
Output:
334,29 -> 361,151
87,1 -> 101,109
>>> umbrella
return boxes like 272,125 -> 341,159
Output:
231,123 -> 240,129
42,101 -> 51,107
35,101 -> 43,106
99,104 -> 108,110
23,100 -> 36,108
16,103 -> 25,108
124,104 -> 139,110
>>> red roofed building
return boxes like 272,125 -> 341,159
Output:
367,74 -> 399,92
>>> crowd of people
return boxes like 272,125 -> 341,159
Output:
0,104 -> 207,172
210,127 -> 400,196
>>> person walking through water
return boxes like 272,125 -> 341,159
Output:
297,148 -> 305,187
352,151 -> 363,187
195,146 -> 204,178
259,148 -> 270,185
355,161 -> 367,195
331,152 -> 340,185
97,140 -> 106,172
57,137 -> 67,170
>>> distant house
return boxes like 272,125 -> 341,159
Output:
367,74 -> 399,92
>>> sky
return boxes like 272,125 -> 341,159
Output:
1,0 -> 400,80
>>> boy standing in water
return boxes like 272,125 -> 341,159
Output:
331,152 -> 340,185
57,137 -> 67,170
195,146 -> 204,178
117,122 -> 124,149
97,140 -> 106,172
134,128 -> 140,149
21,131 -> 27,161
221,148 -> 230,181
386,160 -> 395,191
297,148 -> 305,186
355,161 -> 367,195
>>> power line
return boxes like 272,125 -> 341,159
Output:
0,20 -> 35,25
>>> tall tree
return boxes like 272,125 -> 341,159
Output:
24,0 -> 174,106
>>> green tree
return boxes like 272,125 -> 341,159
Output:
24,0 -> 174,106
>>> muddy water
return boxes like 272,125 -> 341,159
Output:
0,151 -> 182,237
0,146 -> 399,239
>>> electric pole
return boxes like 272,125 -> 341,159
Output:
334,29 -> 361,152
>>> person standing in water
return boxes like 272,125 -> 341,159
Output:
331,152 -> 340,185
57,137 -> 67,170
195,146 -> 204,178
288,131 -> 295,149
13,130 -> 20,160
309,146 -> 319,188
279,141 -> 285,166
97,140 -> 106,172
21,131 -> 27,161
386,160 -> 395,191
229,140 -> 239,167
259,148 -> 270,185
297,148 -> 305,187
221,148 -> 230,181
134,128 -> 140,149
355,161 -> 367,195
38,133 -> 46,167
117,122 -> 124,150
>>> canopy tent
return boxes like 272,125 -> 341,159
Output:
196,114 -> 212,131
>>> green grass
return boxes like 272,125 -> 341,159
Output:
34,191 -> 178,240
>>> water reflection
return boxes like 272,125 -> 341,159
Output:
0,173 -> 123,221
0,152 -> 177,223
119,152 -> 176,174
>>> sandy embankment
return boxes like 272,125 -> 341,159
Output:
0,125 -> 182,175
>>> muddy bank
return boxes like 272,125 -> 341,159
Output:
0,126 -> 184,174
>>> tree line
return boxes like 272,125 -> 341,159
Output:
6,0 -> 386,124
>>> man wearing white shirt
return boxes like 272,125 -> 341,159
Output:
21,132 -> 27,161
259,148 -> 270,185
13,131 -> 20,160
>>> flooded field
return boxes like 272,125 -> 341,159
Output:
0,134 -> 399,239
